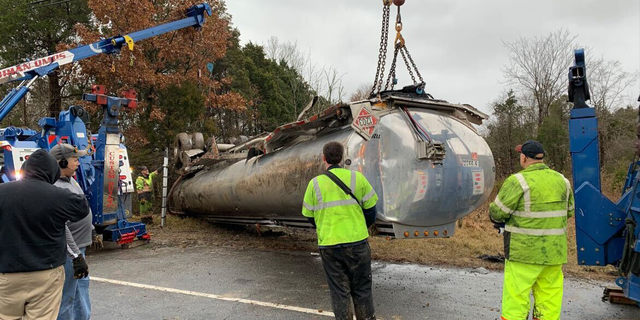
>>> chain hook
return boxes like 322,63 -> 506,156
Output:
394,26 -> 405,47
394,7 -> 404,48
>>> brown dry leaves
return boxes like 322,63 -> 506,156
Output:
149,107 -> 167,121
68,0 -> 245,111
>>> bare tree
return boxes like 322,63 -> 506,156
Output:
264,36 -> 346,110
264,36 -> 280,62
323,66 -> 344,105
265,36 -> 306,72
350,82 -> 373,101
587,55 -> 637,114
583,55 -> 638,166
305,59 -> 322,95
502,28 -> 577,127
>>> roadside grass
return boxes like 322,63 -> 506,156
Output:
371,195 -> 617,280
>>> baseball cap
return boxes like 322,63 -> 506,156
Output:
49,143 -> 88,161
515,140 -> 545,160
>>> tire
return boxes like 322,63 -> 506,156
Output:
193,132 -> 204,150
180,151 -> 192,168
174,133 -> 192,163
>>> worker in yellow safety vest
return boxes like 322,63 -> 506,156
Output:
302,141 -> 379,320
489,140 -> 575,320
136,166 -> 158,217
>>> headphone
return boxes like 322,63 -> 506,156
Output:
59,144 -> 75,169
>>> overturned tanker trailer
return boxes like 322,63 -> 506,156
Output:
169,87 -> 495,239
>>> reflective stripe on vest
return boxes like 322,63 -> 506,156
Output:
510,172 -> 568,218
307,172 -> 362,211
505,225 -> 567,236
494,196 -> 514,214
362,189 -> 376,202
350,171 -> 356,192
563,177 -> 572,211
303,198 -> 360,211
514,173 -> 530,212
312,177 -> 323,203
511,210 -> 567,218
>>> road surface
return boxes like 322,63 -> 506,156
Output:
88,244 -> 638,319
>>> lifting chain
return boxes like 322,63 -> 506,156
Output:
371,1 -> 426,96
370,0 -> 392,97
384,44 -> 400,90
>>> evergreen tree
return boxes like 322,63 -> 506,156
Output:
0,0 -> 91,117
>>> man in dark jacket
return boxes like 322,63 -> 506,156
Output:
0,149 -> 89,320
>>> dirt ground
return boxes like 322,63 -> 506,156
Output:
136,201 -> 618,283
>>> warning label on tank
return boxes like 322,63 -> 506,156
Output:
472,170 -> 484,195
412,171 -> 428,202
351,102 -> 379,140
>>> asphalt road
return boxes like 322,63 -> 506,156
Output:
87,244 -> 638,320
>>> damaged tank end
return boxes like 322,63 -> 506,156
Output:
169,87 -> 495,239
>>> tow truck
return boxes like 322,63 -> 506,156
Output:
0,3 -> 213,246
569,49 -> 640,304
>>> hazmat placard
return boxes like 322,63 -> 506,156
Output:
350,102 -> 379,140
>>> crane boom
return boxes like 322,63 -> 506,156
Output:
0,3 -> 212,122
0,3 -> 213,247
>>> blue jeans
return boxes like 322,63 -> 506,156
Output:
57,247 -> 91,320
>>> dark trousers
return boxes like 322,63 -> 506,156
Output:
319,241 -> 375,320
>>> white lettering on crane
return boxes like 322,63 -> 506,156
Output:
0,51 -> 75,85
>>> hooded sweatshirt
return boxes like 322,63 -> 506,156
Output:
55,176 -> 93,248
0,149 -> 89,273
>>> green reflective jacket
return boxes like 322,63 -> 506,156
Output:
489,163 -> 575,265
302,167 -> 378,247
136,172 -> 157,195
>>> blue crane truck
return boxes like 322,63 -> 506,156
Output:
569,49 -> 640,304
0,3 -> 212,247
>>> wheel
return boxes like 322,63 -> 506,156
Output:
175,133 -> 192,152
192,132 -> 204,150
180,151 -> 192,168
174,133 -> 192,166
121,243 -> 130,249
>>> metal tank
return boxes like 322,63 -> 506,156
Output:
170,92 -> 495,239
